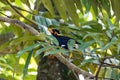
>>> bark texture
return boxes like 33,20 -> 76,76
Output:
36,55 -> 77,80
36,56 -> 63,80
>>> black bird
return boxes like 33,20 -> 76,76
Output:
49,29 -> 78,49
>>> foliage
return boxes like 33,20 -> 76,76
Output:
0,0 -> 120,80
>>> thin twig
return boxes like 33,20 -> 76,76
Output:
95,57 -> 105,80
6,0 -> 37,25
95,50 -> 108,80
13,6 -> 36,15
0,11 -> 11,18
103,62 -> 120,69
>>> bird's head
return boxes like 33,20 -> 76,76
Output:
48,28 -> 60,36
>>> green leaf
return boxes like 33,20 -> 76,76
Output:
83,33 -> 102,40
100,0 -> 111,17
105,67 -> 112,79
35,46 -> 55,57
0,41 -> 10,52
21,0 -> 30,9
59,49 -> 69,55
47,35 -> 59,46
82,0 -> 92,13
91,0 -> 98,16
52,0 -> 67,21
44,49 -> 60,56
0,62 -> 13,71
80,58 -> 96,66
10,0 -> 15,2
0,1 -> 6,8
42,0 -> 54,16
0,0 -> 7,5
17,43 -> 42,57
101,36 -> 118,50
117,43 -> 120,54
82,21 -> 103,33
35,16 -> 59,33
36,16 -> 47,26
0,57 -> 6,63
105,30 -> 112,38
74,0 -> 83,14
116,72 -> 120,80
78,40 -> 95,51
11,25 -> 23,37
111,69 -> 117,79
34,0 -> 41,10
106,18 -> 114,30
51,19 -> 60,26
15,0 -> 22,6
64,0 -> 80,26
11,35 -> 45,46
111,0 -> 120,21
99,67 -> 106,77
23,50 -> 33,80
67,39 -> 76,50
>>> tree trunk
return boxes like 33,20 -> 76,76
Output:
36,54 -> 78,80
36,56 -> 63,80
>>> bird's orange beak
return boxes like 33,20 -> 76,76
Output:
48,28 -> 61,36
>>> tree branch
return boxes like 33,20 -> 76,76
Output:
95,58 -> 105,80
0,16 -> 94,79
0,17 -> 39,35
55,53 -> 94,78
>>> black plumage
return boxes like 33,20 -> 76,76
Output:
53,35 -> 72,49
50,29 -> 79,49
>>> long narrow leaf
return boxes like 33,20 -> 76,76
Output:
82,0 -> 92,13
91,0 -> 98,16
47,35 -> 59,46
74,0 -> 83,14
44,49 -> 60,56
80,58 -> 97,66
117,43 -> 120,54
53,0 -> 67,21
64,0 -> 80,26
101,37 -> 118,50
17,43 -> 43,57
0,62 -> 13,71
101,0 -> 111,17
78,40 -> 95,51
111,0 -> 120,21
23,50 -> 33,80
35,46 -> 55,57
42,0 -> 54,16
